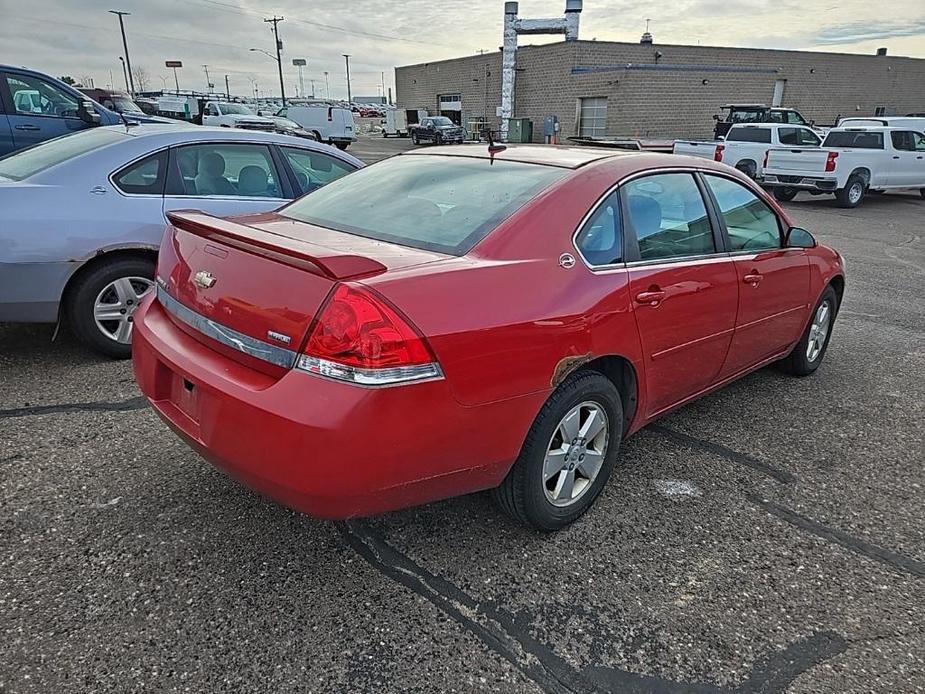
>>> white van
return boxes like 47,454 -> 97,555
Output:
837,116 -> 925,130
279,106 -> 356,149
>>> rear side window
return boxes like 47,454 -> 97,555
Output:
575,193 -> 622,267
823,131 -> 884,149
623,173 -> 715,261
280,155 -> 568,255
280,146 -> 356,196
704,175 -> 781,252
113,151 -> 167,195
727,128 -> 771,143
170,143 -> 282,198
0,128 -> 125,181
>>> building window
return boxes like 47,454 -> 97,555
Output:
578,97 -> 607,138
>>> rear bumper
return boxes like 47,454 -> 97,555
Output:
763,174 -> 838,191
132,295 -> 539,519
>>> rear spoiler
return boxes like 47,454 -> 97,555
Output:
166,211 -> 387,281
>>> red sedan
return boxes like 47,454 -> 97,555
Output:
132,145 -> 845,530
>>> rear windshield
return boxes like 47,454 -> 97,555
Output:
279,155 -> 568,255
0,128 -> 126,181
823,131 -> 884,149
727,127 -> 771,143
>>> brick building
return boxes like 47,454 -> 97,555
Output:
395,41 -> 925,141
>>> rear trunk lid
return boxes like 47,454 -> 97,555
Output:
157,210 -> 446,371
766,147 -> 829,173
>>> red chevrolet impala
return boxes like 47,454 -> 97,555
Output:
132,145 -> 845,530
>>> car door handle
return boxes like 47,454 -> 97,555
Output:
743,272 -> 763,286
14,124 -> 41,131
635,290 -> 666,306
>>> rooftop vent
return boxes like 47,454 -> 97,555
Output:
640,19 -> 653,45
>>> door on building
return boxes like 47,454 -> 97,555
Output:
438,94 -> 462,125
772,79 -> 787,107
578,97 -> 607,138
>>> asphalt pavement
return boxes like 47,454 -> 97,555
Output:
1,137 -> 923,693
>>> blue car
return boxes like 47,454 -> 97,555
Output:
0,65 -> 163,156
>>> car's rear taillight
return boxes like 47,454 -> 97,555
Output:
714,144 -> 725,162
296,283 -> 442,386
825,151 -> 839,172
762,149 -> 769,169
327,107 -> 333,122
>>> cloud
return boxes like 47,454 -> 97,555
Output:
814,20 -> 925,45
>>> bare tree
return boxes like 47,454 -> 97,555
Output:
131,66 -> 150,92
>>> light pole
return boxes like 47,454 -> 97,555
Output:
109,10 -> 135,95
310,78 -> 315,98
292,58 -> 306,100
263,16 -> 286,107
324,71 -> 330,99
118,56 -> 129,92
343,54 -> 352,102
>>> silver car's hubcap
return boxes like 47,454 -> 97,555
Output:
806,300 -> 832,362
544,401 -> 609,507
93,276 -> 154,344
848,183 -> 862,204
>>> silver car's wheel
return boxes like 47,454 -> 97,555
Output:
806,299 -> 832,362
93,276 -> 154,344
543,401 -> 609,507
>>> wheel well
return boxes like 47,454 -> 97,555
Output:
829,275 -> 845,311
850,168 -> 871,186
579,356 -> 638,435
60,248 -> 158,313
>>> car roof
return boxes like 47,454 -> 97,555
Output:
402,144 -> 636,169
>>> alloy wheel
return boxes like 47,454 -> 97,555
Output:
93,276 -> 154,344
806,299 -> 832,362
543,401 -> 609,507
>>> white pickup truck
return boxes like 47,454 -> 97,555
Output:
763,126 -> 925,207
673,123 -> 822,179
201,101 -> 276,132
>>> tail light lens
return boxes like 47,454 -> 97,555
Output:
714,144 -> 725,162
762,149 -> 769,169
327,107 -> 333,122
825,151 -> 839,172
296,283 -> 442,386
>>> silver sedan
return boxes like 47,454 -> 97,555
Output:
0,124 -> 362,357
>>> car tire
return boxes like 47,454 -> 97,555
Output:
65,256 -> 155,359
735,160 -> 757,179
778,285 -> 838,377
434,133 -> 443,146
773,187 -> 799,202
334,142 -> 349,150
411,132 -> 419,145
492,370 -> 623,531
919,189 -> 925,199
835,175 -> 865,208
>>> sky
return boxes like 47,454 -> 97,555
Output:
2,0 -> 924,100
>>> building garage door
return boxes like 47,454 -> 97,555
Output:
578,97 -> 607,137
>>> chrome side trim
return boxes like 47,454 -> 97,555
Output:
157,286 -> 298,369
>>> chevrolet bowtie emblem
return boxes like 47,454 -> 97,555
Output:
193,270 -> 217,289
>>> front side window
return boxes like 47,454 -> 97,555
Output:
914,132 -> 925,152
787,111 -> 808,125
113,151 -> 167,195
704,175 -> 781,252
279,155 -> 567,255
623,174 -> 714,261
280,146 -> 356,196
172,143 -> 281,197
4,74 -> 79,117
575,193 -> 622,267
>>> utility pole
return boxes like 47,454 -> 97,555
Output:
225,75 -> 230,99
203,64 -> 211,93
380,71 -> 386,104
343,54 -> 352,102
324,71 -> 330,99
264,16 -> 286,106
109,10 -> 135,94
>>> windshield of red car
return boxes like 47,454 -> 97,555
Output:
279,155 -> 568,255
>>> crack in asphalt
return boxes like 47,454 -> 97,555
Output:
0,396 -> 148,419
748,494 -> 925,579
649,425 -> 798,485
341,521 -> 847,694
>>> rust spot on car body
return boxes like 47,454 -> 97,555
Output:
551,352 -> 593,387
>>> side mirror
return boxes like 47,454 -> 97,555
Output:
717,135 -> 726,141
786,226 -> 816,248
712,114 -> 721,121
77,99 -> 101,126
